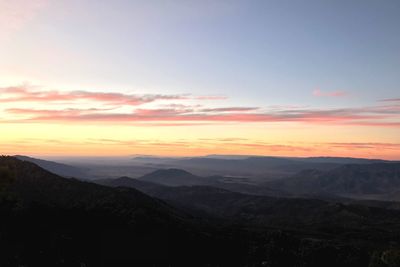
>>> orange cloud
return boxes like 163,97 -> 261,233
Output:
328,142 -> 400,150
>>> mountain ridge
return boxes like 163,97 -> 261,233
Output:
14,155 -> 88,179
267,162 -> 400,200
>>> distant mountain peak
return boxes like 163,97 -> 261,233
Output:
138,168 -> 211,187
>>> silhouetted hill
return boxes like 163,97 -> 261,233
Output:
267,163 -> 400,200
15,155 -> 88,178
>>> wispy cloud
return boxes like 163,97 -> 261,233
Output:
84,138 -> 314,152
313,89 -> 347,97
61,138 -> 400,154
380,98 -> 400,103
1,85 -> 399,128
0,86 -> 188,106
3,105 -> 399,127
328,142 -> 400,150
6,107 -> 112,116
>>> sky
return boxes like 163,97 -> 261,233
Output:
0,0 -> 399,159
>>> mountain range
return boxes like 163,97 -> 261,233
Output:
136,155 -> 392,181
3,155 -> 400,266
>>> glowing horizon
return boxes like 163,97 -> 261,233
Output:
1,84 -> 399,160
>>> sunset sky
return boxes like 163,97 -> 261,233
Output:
0,0 -> 399,159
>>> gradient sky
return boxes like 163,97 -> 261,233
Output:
0,0 -> 399,159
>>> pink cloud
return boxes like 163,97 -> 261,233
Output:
1,84 -> 399,128
0,86 -> 188,106
6,107 -> 111,116
0,86 -> 234,107
4,105 -> 398,128
313,89 -> 347,97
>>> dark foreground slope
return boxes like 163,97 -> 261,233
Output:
2,157 -> 400,266
0,157 -> 258,266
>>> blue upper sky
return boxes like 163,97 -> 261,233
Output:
1,0 -> 400,107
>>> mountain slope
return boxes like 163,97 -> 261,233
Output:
267,163 -> 400,200
15,155 -> 87,178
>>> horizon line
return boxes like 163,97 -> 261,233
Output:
10,153 -> 399,161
